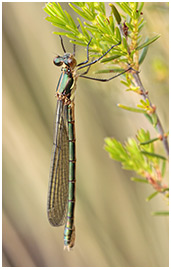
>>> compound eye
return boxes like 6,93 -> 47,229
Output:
68,55 -> 77,68
53,56 -> 63,66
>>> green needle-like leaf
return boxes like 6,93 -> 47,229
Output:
65,10 -> 77,30
138,2 -> 144,13
115,27 -> 121,41
146,191 -> 159,201
73,3 -> 85,8
122,36 -> 128,50
69,3 -> 95,21
100,55 -> 121,63
117,3 -> 132,17
161,160 -> 166,177
144,114 -> 153,125
139,38 -> 149,65
140,137 -> 159,145
109,4 -> 121,24
95,68 -> 124,74
118,104 -> 146,113
136,34 -> 161,50
131,177 -> 149,184
141,151 -> 167,160
152,211 -> 169,216
151,113 -> 158,127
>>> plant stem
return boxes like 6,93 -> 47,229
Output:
133,72 -> 169,157
118,19 -> 169,157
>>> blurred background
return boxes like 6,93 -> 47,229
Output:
2,2 -> 169,267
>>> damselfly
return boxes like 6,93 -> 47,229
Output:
47,36 -> 132,250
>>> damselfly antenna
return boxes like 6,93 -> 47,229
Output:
59,34 -> 76,56
59,35 -> 66,53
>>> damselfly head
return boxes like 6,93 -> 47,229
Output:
53,54 -> 77,69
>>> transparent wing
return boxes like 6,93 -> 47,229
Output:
47,100 -> 69,226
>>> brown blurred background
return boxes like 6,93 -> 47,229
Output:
2,2 -> 169,267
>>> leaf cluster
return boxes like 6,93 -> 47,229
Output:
44,2 -> 160,68
105,129 -> 166,182
105,129 -> 165,175
105,128 -> 168,206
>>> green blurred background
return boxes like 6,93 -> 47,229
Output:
2,2 -> 169,267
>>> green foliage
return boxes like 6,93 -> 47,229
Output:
117,104 -> 146,113
109,4 -> 121,24
105,129 -> 169,203
44,2 -> 160,68
140,137 -> 159,145
131,177 -> 148,184
146,191 -> 160,201
136,34 -> 160,51
138,40 -> 149,65
105,129 -> 154,174
152,211 -> 169,216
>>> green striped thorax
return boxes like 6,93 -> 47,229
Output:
53,53 -> 77,100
